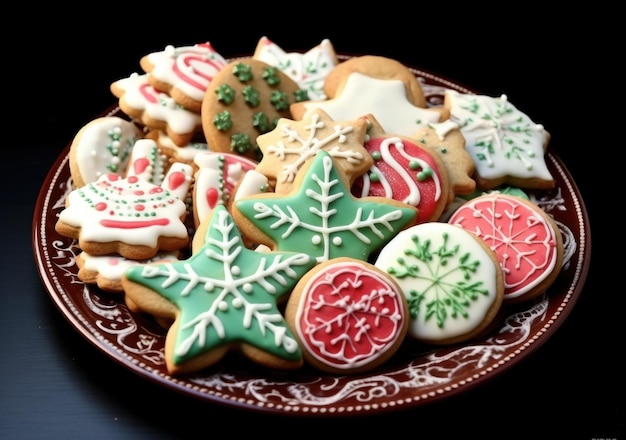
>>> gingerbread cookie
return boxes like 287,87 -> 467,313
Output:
76,251 -> 180,293
254,108 -> 371,194
68,116 -> 143,188
374,221 -> 504,345
111,72 -> 202,147
443,90 -> 554,190
140,42 -> 228,113
413,120 -> 476,201
191,150 -> 258,228
55,139 -> 193,260
285,257 -> 409,374
447,193 -> 564,303
351,115 -> 450,224
232,150 -> 418,263
201,58 -> 305,161
252,36 -> 339,100
290,70 -> 446,138
121,204 -> 317,375
322,55 -> 428,107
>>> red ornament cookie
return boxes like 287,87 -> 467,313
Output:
447,193 -> 564,303
351,115 -> 450,223
285,257 -> 409,374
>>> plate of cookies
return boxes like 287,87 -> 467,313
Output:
32,37 -> 591,416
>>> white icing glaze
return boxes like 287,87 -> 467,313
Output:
254,36 -> 338,100
113,73 -> 201,135
146,43 -> 227,103
445,90 -> 553,182
72,117 -> 142,185
374,222 -> 499,341
302,72 -> 441,137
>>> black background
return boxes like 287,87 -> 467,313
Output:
2,6 -> 620,440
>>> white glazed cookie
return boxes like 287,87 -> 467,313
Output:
374,221 -> 504,345
253,36 -> 339,101
69,116 -> 143,188
442,90 -> 554,190
140,42 -> 228,113
111,73 -> 202,147
55,139 -> 194,260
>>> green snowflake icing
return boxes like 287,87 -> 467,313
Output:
124,205 -> 315,367
388,232 -> 489,328
235,150 -> 417,263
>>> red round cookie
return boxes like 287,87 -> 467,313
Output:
285,257 -> 409,374
352,134 -> 449,223
447,193 -> 564,303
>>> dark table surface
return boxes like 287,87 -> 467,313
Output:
2,10 -> 621,440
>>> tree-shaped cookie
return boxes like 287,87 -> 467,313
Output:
233,150 -> 418,264
122,204 -> 317,375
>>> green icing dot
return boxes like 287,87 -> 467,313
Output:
213,111 -> 233,131
294,89 -> 309,102
253,112 -> 272,133
371,151 -> 381,161
233,63 -> 253,82
262,67 -> 281,86
417,166 -> 433,181
215,84 -> 235,104
242,85 -> 260,107
270,90 -> 290,111
231,133 -> 252,154
369,172 -> 380,183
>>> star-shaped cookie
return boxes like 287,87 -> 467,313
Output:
233,150 -> 418,264
290,72 -> 446,138
254,108 -> 371,194
122,204 -> 316,375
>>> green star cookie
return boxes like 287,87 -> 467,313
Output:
233,150 -> 418,264
122,204 -> 316,375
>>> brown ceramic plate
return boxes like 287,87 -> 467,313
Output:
32,60 -> 591,416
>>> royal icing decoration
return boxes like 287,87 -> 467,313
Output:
112,73 -> 202,145
375,222 -> 500,342
300,72 -> 442,137
58,140 -> 193,256
123,204 -> 316,373
442,90 -> 553,186
253,36 -> 338,100
292,259 -> 407,371
143,42 -> 227,109
447,193 -> 560,301
234,150 -> 418,264
71,116 -> 142,186
192,151 -> 258,227
255,108 -> 371,193
352,135 -> 445,224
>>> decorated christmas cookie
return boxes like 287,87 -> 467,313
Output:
285,257 -> 409,374
254,107 -> 371,194
253,36 -> 339,100
140,42 -> 228,113
447,193 -> 563,303
145,129 -> 209,165
55,139 -> 194,260
191,150 -> 258,228
111,72 -> 203,147
201,58 -> 305,161
76,251 -> 180,293
375,222 -> 504,345
69,116 -> 143,188
351,115 -> 450,224
290,71 -> 446,138
443,90 -> 554,190
232,150 -> 418,264
121,204 -> 317,375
